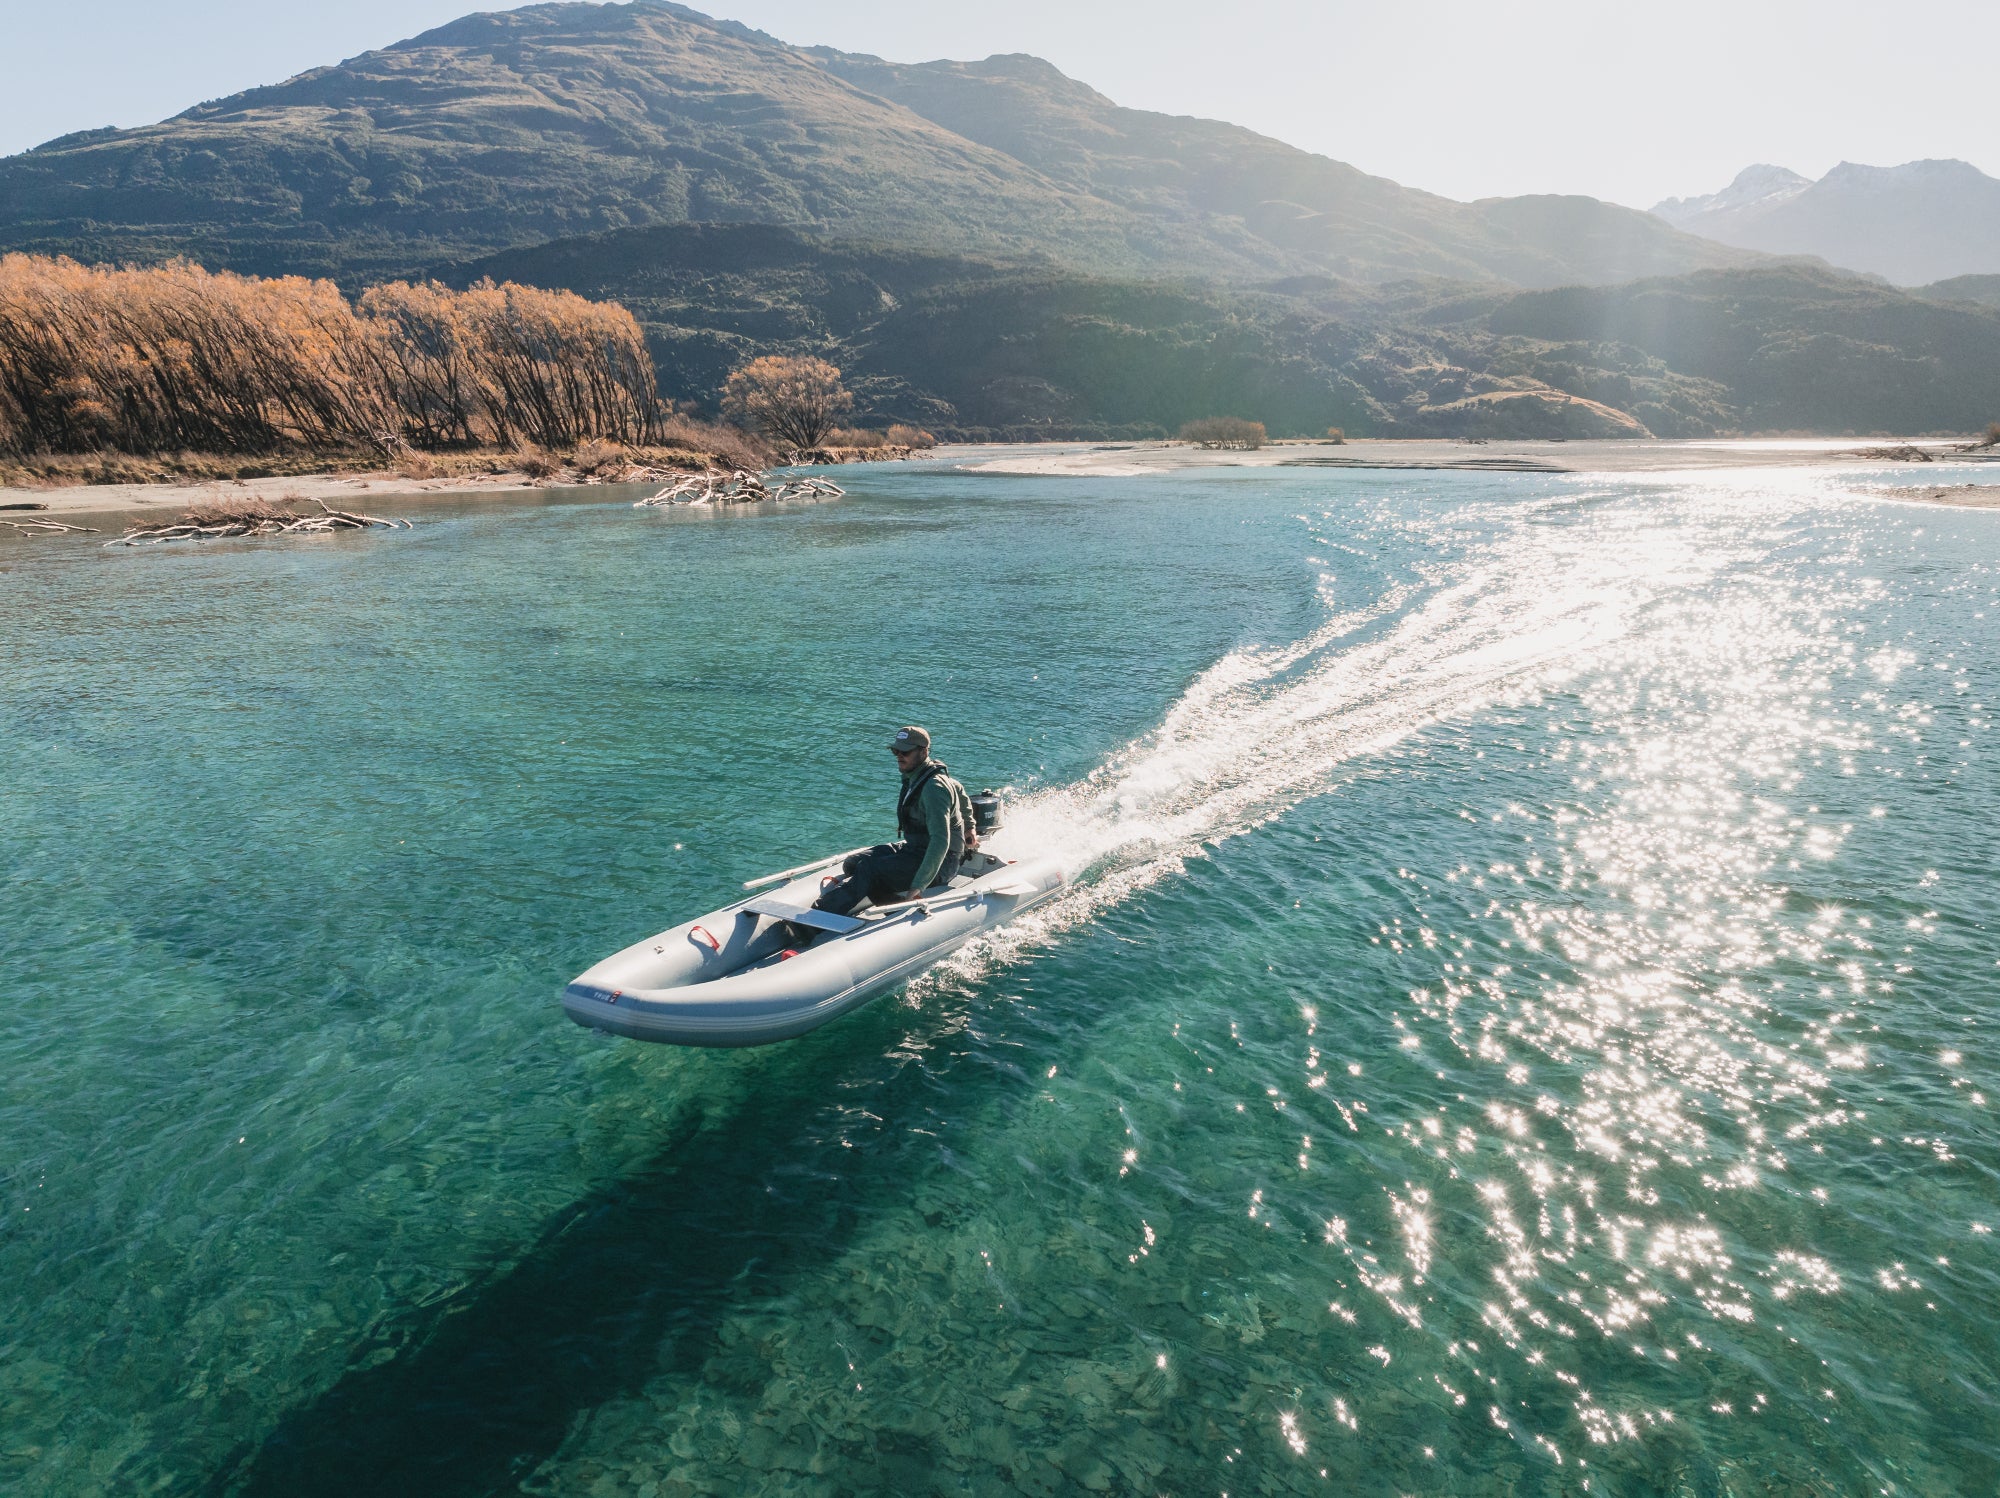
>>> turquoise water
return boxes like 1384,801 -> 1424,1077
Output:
5,459 -> 2000,1496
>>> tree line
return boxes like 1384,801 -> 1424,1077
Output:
0,255 -> 662,457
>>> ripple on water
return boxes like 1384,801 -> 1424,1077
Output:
3,467 -> 1999,1495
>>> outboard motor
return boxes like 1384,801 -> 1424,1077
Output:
970,790 -> 1004,837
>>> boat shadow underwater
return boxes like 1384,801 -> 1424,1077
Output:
205,997 -> 991,1498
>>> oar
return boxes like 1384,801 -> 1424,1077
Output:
741,846 -> 871,890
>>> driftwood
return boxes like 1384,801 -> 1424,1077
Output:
1850,443 -> 2000,463
775,476 -> 846,501
633,470 -> 768,506
633,472 -> 844,508
107,497 -> 412,546
0,516 -> 95,534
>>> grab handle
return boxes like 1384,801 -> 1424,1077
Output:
689,924 -> 722,953
742,845 -> 871,890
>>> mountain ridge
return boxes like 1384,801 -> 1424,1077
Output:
1653,164 -> 1811,225
0,0 -> 1749,289
1651,158 -> 2000,285
808,44 -> 1751,289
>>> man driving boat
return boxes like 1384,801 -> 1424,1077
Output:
811,726 -> 978,918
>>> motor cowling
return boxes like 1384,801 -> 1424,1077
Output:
970,790 -> 1004,837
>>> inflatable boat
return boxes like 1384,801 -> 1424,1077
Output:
562,833 -> 1064,1047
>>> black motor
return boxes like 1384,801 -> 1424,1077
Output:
969,790 -> 1004,837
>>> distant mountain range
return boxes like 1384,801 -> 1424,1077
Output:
0,0 -> 1745,288
2,0 -> 1995,439
1653,160 -> 2000,286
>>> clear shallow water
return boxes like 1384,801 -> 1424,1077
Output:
4,460 -> 2000,1496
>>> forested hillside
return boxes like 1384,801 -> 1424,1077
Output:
1467,266 -> 2000,434
456,224 -> 2000,439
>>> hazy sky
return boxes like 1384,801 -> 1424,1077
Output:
5,0 -> 1992,207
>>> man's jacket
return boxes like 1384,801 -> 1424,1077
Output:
897,759 -> 973,890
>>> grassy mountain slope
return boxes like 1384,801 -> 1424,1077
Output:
1918,275 -> 2000,311
0,3 -> 1192,281
1,1 -> 1747,289
452,223 -> 1995,441
812,50 -> 1754,290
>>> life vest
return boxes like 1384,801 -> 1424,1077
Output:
897,760 -> 969,863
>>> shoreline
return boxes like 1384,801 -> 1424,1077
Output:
0,466 -> 581,524
5,439 -> 1999,527
0,441 -> 915,521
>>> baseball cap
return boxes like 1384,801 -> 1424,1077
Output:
889,725 -> 932,756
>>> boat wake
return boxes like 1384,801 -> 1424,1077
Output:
927,484 -> 1750,985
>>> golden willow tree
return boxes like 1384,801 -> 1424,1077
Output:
0,255 -> 664,457
720,355 -> 853,453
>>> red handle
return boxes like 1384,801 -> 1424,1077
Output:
690,924 -> 721,953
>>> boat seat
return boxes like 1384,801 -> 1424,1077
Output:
740,896 -> 864,934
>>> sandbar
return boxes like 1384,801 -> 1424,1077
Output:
1870,484 -> 2000,509
950,437 -> 2000,479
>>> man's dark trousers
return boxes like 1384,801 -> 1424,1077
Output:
815,842 -> 960,916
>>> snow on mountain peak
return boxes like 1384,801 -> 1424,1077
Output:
1652,164 -> 1810,225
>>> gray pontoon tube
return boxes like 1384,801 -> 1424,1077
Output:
563,844 -> 1065,1046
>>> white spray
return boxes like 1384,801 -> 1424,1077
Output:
940,478 -> 1764,979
